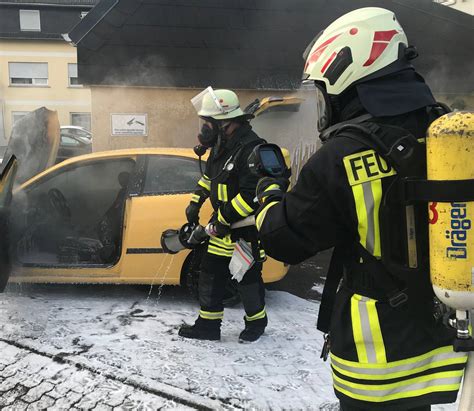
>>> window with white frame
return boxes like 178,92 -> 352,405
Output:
12,112 -> 29,125
19,10 -> 41,32
9,62 -> 48,86
70,113 -> 91,131
68,63 -> 81,86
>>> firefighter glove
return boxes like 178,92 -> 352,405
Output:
205,220 -> 231,237
185,202 -> 201,224
256,177 -> 289,205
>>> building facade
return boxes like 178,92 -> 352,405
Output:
0,0 -> 98,144
66,0 -> 473,153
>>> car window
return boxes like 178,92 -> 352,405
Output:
76,130 -> 92,139
61,135 -> 80,146
143,155 -> 201,194
21,158 -> 135,226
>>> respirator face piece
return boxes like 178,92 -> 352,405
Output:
198,121 -> 219,148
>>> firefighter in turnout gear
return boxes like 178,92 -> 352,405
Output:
256,8 -> 468,411
179,88 -> 268,343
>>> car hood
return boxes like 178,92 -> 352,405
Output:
3,107 -> 60,185
245,96 -> 305,117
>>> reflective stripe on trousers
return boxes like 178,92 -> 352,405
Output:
199,309 -> 224,320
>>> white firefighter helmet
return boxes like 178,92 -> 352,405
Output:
303,7 -> 408,96
191,87 -> 247,120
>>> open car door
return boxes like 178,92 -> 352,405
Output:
0,107 -> 59,290
2,107 -> 60,185
0,155 -> 18,291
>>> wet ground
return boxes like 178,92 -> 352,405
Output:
267,249 -> 333,300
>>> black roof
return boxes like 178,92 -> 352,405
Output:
69,0 -> 474,93
0,0 -> 97,5
0,0 -> 99,41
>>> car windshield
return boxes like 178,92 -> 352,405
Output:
61,128 -> 92,139
60,133 -> 91,145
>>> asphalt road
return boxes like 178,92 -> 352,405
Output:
267,249 -> 333,300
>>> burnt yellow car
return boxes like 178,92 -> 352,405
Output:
0,109 -> 288,293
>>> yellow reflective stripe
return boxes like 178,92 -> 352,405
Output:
330,346 -> 468,381
371,179 -> 382,258
259,249 -> 266,258
217,208 -> 230,225
334,382 -> 462,403
351,294 -> 387,364
352,184 -> 368,250
264,184 -> 280,192
333,370 -> 464,392
209,235 -> 234,248
351,294 -> 368,363
191,194 -> 201,203
261,184 -> 280,202
332,357 -> 467,382
256,201 -> 279,231
246,307 -> 266,321
351,180 -> 382,257
218,183 -> 228,202
333,371 -> 463,402
231,194 -> 253,217
366,299 -> 386,363
199,310 -> 224,320
198,177 -> 210,191
236,193 -> 254,213
332,345 -> 464,370
208,245 -> 233,257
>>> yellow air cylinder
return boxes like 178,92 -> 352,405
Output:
428,111 -> 474,310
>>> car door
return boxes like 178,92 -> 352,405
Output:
120,154 -> 212,285
4,107 -> 60,184
9,155 -> 137,283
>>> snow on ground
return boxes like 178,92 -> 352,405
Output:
0,284 -> 461,410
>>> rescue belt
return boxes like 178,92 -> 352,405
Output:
317,104 -> 474,334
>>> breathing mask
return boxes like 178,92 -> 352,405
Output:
197,121 -> 219,148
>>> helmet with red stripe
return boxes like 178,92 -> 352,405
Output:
303,7 -> 408,96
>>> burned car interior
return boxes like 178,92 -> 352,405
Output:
11,158 -> 135,266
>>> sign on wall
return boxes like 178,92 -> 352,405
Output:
111,113 -> 148,136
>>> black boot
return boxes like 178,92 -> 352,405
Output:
239,315 -> 268,343
178,317 -> 221,341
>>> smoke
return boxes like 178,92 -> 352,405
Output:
249,87 -> 321,181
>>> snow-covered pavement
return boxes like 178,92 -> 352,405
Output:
0,284 -> 336,409
0,284 -> 461,410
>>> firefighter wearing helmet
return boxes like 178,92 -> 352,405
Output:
255,7 -> 468,410
179,88 -> 268,342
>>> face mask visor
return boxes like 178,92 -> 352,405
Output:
191,87 -> 226,118
314,82 -> 331,132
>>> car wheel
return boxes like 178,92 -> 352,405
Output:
181,248 -> 204,300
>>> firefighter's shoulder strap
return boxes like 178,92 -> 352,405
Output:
316,105 -> 448,334
317,246 -> 345,333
